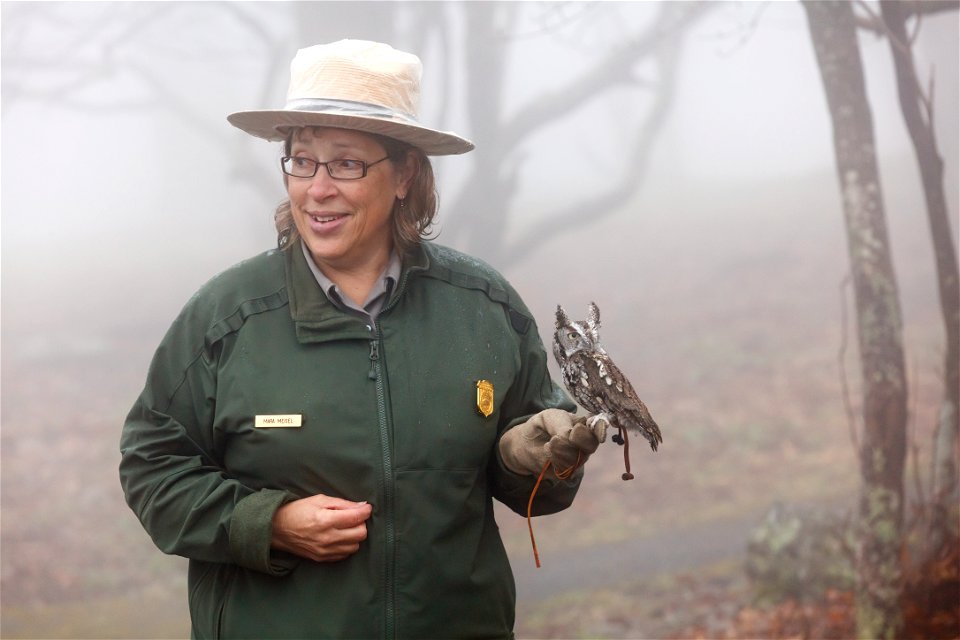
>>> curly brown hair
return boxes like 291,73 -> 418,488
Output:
274,128 -> 438,257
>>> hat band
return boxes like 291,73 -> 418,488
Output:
284,98 -> 419,125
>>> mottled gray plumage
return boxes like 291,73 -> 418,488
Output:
553,302 -> 662,477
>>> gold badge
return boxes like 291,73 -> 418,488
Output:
476,380 -> 495,418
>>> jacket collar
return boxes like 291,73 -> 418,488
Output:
285,242 -> 430,343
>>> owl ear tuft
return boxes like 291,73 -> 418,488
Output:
587,302 -> 601,330
555,305 -> 570,328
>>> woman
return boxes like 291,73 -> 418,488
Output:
120,39 -> 606,640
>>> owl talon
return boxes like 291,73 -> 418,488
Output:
612,433 -> 624,446
585,413 -> 610,444
586,413 -> 608,429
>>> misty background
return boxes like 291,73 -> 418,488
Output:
1,2 -> 957,638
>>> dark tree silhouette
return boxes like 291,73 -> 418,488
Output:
803,2 -> 909,637
441,1 -> 713,267
876,0 -> 959,559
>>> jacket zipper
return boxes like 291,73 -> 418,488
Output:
369,325 -> 395,640
369,264 -> 421,640
368,341 -> 379,380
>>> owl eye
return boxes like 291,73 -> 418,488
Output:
568,331 -> 579,341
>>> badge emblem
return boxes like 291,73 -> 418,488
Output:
476,380 -> 495,418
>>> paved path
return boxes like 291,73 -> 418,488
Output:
513,507 -> 770,602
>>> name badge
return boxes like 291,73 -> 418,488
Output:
255,414 -> 303,428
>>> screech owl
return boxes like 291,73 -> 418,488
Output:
553,302 -> 662,480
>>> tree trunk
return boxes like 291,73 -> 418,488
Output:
442,1 -> 518,264
803,2 -> 909,639
879,0 -> 960,555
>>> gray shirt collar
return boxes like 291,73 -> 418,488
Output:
300,240 -> 401,322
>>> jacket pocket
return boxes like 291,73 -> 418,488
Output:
188,561 -> 236,640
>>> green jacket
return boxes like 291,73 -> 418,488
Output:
120,242 -> 581,640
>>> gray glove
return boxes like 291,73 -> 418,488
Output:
498,408 -> 608,478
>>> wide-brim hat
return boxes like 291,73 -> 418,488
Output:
228,40 -> 474,156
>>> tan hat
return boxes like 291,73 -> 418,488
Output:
228,40 -> 474,155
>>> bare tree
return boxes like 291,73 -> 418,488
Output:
1,2 -> 297,203
874,0 -> 960,559
441,1 -> 713,267
803,2 -> 909,638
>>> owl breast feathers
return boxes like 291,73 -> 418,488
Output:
553,302 -> 663,452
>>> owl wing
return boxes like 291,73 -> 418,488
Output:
570,350 -> 663,450
561,351 -> 603,415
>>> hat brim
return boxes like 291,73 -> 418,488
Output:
227,110 -> 474,156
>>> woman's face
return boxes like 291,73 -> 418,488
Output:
287,127 -> 412,273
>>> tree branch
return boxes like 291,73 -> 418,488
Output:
125,59 -> 233,148
500,29 -> 683,266
854,0 -> 935,123
3,91 -> 155,112
905,0 -> 960,15
219,2 -> 277,48
855,0 -> 959,35
500,2 -> 711,149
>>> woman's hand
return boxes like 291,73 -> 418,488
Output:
498,408 -> 608,478
271,494 -> 373,562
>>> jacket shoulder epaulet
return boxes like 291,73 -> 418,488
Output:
420,243 -> 532,335
176,249 -> 289,357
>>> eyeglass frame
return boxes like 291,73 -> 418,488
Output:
280,155 -> 391,180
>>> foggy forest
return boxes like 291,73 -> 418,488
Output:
1,1 -> 958,638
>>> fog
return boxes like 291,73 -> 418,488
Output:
2,2 -> 957,638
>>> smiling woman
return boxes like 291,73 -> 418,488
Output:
119,39 -> 609,640
276,129 -> 438,260
283,127 -> 412,303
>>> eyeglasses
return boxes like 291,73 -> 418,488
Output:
280,155 -> 390,180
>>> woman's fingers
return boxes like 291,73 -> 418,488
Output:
272,495 -> 373,562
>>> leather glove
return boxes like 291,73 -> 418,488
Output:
499,408 -> 608,478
